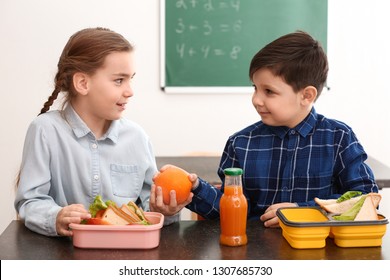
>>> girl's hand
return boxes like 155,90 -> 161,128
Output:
156,164 -> 200,190
149,164 -> 198,216
56,204 -> 91,236
260,202 -> 297,228
149,184 -> 194,216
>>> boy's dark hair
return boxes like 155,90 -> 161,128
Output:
249,31 -> 328,99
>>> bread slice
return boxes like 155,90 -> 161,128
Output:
314,197 -> 337,206
101,205 -> 135,225
318,196 -> 362,214
368,193 -> 381,208
120,204 -> 143,223
355,195 -> 378,221
315,192 -> 382,215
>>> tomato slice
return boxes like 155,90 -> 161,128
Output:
95,209 -> 105,219
85,218 -> 112,225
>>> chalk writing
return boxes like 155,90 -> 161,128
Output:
174,19 -> 242,35
176,44 -> 241,59
173,0 -> 242,59
175,0 -> 241,12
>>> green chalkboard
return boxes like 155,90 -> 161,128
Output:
161,0 -> 327,92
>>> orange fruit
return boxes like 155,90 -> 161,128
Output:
154,166 -> 192,204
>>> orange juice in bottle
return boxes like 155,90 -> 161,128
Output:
219,168 -> 248,246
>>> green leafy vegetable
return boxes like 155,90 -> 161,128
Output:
336,191 -> 362,203
105,200 -> 116,207
88,195 -> 117,217
127,201 -> 151,225
333,195 -> 366,221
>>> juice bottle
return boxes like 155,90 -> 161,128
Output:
219,168 -> 248,246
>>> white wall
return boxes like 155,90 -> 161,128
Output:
1,0 -> 389,234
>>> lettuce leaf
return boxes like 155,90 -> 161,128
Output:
336,191 -> 362,203
105,200 -> 116,207
88,195 -> 117,217
333,196 -> 366,221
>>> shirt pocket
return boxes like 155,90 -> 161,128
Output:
110,164 -> 140,198
294,171 -> 334,199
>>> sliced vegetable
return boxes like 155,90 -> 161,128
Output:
336,191 -> 362,203
333,195 -> 366,221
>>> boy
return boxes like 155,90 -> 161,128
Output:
150,31 -> 378,227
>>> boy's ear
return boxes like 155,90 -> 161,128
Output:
73,72 -> 90,96
301,86 -> 317,104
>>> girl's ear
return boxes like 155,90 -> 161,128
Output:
73,72 -> 89,96
301,86 -> 317,105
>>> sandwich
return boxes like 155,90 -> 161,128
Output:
98,205 -> 139,225
83,195 -> 151,225
315,191 -> 381,221
120,201 -> 150,223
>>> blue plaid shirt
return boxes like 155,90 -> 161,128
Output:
187,108 -> 378,220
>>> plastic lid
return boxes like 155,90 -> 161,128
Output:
224,168 -> 243,176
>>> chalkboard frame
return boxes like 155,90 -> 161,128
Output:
160,0 -> 327,94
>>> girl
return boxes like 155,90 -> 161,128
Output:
14,27 -> 171,236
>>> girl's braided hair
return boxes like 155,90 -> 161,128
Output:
39,27 -> 133,115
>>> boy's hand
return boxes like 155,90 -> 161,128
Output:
56,204 -> 91,236
260,202 -> 297,228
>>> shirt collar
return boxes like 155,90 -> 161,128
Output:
296,107 -> 317,137
267,107 -> 317,139
268,125 -> 290,139
63,105 -> 119,143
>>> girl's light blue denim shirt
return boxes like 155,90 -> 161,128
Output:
15,105 -> 176,236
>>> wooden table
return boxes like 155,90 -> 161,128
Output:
0,220 -> 388,260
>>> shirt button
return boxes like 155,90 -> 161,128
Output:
93,175 -> 100,181
91,143 -> 98,149
290,130 -> 296,135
